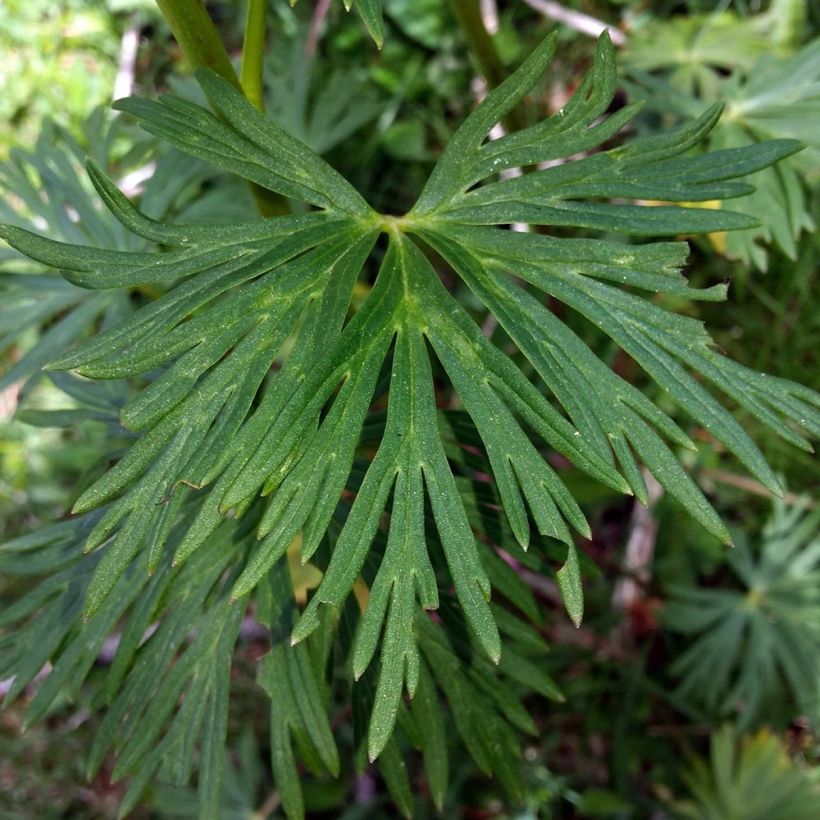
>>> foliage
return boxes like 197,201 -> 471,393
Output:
664,497 -> 820,727
1,4 -> 819,818
673,725 -> 820,820
0,0 -> 130,155
0,111 -> 140,397
624,1 -> 805,79
263,48 -> 381,156
624,9 -> 820,270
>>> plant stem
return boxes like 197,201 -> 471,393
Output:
240,0 -> 267,112
155,0 -> 241,89
448,0 -> 526,132
306,0 -> 333,58
449,0 -> 505,88
521,0 -> 626,46
154,0 -> 286,215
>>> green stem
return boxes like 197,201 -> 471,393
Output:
240,0 -> 267,112
155,0 -> 241,89
154,0 -> 285,215
448,0 -> 526,132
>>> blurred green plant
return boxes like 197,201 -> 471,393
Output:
673,724 -> 819,820
624,4 -> 820,270
664,497 -> 820,726
624,1 -> 805,82
0,0 -> 127,156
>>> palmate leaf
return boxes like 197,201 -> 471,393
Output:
664,497 -> 820,727
2,32 -> 819,816
262,42 -> 381,156
0,505 -> 261,820
674,725 -> 820,820
622,8 -> 795,80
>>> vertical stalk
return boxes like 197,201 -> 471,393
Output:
449,0 -> 506,89
240,0 -> 267,112
155,0 -> 241,89
154,0 -> 285,215
448,0 -> 526,132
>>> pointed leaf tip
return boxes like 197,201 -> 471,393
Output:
557,544 -> 584,627
290,606 -> 320,645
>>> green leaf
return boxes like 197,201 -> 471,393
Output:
2,32 -> 818,818
664,497 -> 820,726
354,0 -> 385,49
675,725 -> 820,820
409,660 -> 448,810
625,36 -> 820,269
414,31 -> 558,214
557,544 -> 584,627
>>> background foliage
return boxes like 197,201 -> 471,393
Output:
1,1 -> 819,818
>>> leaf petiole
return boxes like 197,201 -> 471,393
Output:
241,0 -> 268,113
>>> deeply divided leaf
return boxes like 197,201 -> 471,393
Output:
2,32 -> 818,819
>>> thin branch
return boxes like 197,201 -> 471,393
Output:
480,0 -> 500,35
613,470 -> 663,613
306,0 -> 333,58
449,0 -> 527,132
521,0 -> 626,46
701,469 -> 817,508
113,13 -> 141,101
254,789 -> 281,819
